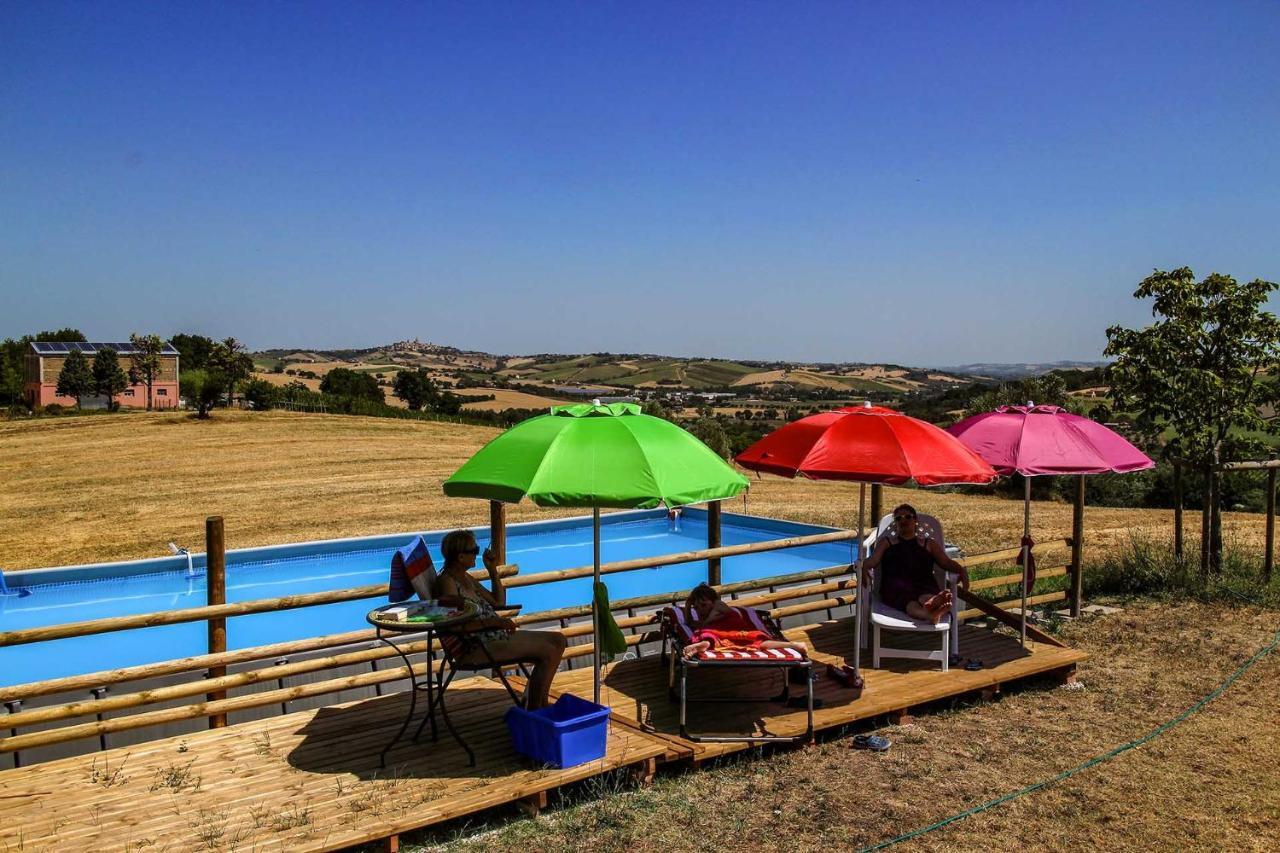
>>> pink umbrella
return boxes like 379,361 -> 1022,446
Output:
947,404 -> 1154,646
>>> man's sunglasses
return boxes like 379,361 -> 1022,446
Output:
894,514 -> 916,522
460,546 -> 481,555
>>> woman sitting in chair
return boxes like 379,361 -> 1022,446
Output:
433,529 -> 567,709
862,504 -> 968,624
680,583 -> 808,659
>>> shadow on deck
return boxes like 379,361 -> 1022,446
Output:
0,617 -> 1085,851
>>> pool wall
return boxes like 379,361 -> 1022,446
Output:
3,506 -> 836,589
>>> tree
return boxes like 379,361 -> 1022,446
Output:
55,350 -> 94,408
179,369 -> 226,419
128,333 -> 166,411
392,369 -> 463,413
688,417 -> 731,459
91,349 -> 128,411
207,338 -> 254,406
241,378 -> 278,411
33,328 -> 87,342
392,369 -> 435,410
320,368 -> 383,403
0,339 -> 23,407
1105,267 -> 1280,570
170,333 -> 216,371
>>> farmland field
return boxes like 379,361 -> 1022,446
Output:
0,410 -> 1266,570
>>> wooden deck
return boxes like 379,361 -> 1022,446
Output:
558,618 -> 1088,764
0,618 -> 1085,851
0,676 -> 664,853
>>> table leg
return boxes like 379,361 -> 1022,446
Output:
377,633 -> 419,769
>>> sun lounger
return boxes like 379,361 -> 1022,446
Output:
659,603 -> 813,743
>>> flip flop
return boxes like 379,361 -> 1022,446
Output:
964,658 -> 984,671
852,734 -> 891,752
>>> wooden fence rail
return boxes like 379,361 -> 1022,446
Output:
1,527 -> 1085,759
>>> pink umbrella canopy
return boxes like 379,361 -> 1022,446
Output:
945,405 -> 1154,476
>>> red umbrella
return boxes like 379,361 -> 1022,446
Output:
736,403 -> 999,681
947,404 -> 1154,646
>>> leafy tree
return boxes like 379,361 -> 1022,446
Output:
242,378 -> 278,410
688,417 -> 731,459
964,373 -> 1080,417
170,333 -> 216,371
91,349 -> 128,411
128,333 -> 166,410
179,369 -> 226,419
33,328 -> 87,342
393,369 -> 464,413
55,349 -> 94,408
392,369 -> 435,410
0,339 -> 23,407
1105,267 -> 1280,570
320,368 -> 383,403
208,338 -> 254,405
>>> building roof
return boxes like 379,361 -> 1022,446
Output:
28,341 -> 180,356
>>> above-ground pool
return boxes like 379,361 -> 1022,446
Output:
0,509 -> 854,689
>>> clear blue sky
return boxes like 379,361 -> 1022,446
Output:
3,1 -> 1278,365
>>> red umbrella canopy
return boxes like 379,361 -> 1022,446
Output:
946,405 -> 1154,477
735,405 -> 999,486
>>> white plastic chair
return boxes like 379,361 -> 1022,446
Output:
860,513 -> 960,671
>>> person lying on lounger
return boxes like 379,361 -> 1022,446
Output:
861,503 -> 968,624
680,583 -> 808,659
432,529 -> 567,709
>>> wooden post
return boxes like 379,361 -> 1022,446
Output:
1070,474 -> 1085,618
1266,468 -> 1276,583
206,516 -> 227,728
1200,465 -> 1211,579
489,500 -> 507,566
1173,461 -> 1183,561
870,484 -> 883,528
707,500 -> 722,586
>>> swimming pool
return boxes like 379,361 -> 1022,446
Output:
0,509 -> 854,688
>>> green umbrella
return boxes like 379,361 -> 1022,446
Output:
443,401 -> 749,702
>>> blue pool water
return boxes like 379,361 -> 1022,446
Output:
0,510 -> 853,688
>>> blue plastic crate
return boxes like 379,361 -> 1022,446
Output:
504,693 -> 611,768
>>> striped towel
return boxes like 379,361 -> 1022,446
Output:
389,536 -> 436,602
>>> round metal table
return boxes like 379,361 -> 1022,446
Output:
366,600 -> 482,767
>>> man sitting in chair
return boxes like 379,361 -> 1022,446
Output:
862,504 -> 968,623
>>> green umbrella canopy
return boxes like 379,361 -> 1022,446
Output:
442,402 -> 749,508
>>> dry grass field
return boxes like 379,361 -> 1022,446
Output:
417,601 -> 1279,853
0,409 -> 1267,570
454,388 -> 567,412
2,411 -> 1277,851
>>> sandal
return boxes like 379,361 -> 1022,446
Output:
852,734 -> 891,752
785,694 -> 824,710
964,658 -> 984,671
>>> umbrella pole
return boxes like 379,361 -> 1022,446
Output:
852,483 -> 866,680
1021,476 -> 1031,649
593,506 -> 602,705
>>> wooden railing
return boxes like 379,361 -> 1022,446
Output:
0,525 -> 1081,760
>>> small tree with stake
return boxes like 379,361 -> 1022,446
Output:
91,349 -> 128,411
128,333 -> 166,411
1106,267 -> 1280,572
55,349 -> 94,409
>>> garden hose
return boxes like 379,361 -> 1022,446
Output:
859,611 -> 1280,851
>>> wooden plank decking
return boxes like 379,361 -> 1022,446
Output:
0,618 -> 1086,852
553,618 -> 1088,764
0,676 -> 664,853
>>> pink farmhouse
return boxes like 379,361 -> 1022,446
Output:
24,341 -> 181,409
